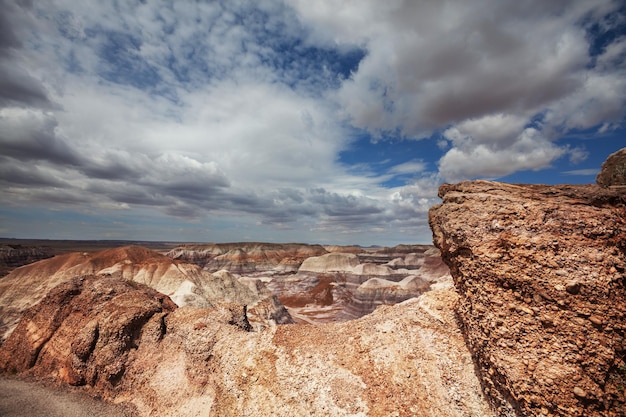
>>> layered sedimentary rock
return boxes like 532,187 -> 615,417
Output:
0,244 -> 53,276
0,246 -> 291,341
166,242 -> 328,273
0,274 -> 495,417
265,247 -> 449,323
430,180 -> 626,416
0,276 -> 178,386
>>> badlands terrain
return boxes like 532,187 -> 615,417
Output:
0,148 -> 624,416
0,241 -> 461,416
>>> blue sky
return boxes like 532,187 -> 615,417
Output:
0,0 -> 625,246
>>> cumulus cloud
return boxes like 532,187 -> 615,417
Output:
439,128 -> 567,182
1,0 -> 625,244
290,0 -> 626,180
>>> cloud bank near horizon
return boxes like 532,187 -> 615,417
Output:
0,0 -> 624,244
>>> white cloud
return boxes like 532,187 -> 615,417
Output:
439,128 -> 567,182
388,161 -> 427,175
563,169 -> 598,176
291,0 -> 625,179
1,0 -> 625,245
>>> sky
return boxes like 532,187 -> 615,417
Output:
0,0 -> 625,246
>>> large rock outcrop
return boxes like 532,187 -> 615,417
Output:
596,147 -> 626,187
0,276 -> 178,386
430,180 -> 626,416
0,274 -> 495,417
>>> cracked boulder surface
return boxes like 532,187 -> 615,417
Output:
429,180 -> 626,417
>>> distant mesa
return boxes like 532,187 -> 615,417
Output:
298,252 -> 360,273
167,242 -> 328,273
0,244 -> 54,277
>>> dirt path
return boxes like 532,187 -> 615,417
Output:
0,377 -> 137,417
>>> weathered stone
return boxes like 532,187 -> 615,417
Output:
573,387 -> 587,398
0,246 -> 292,341
430,180 -> 626,417
596,147 -> 626,187
565,281 -> 581,295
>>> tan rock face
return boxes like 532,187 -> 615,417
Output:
429,180 -> 626,417
298,252 -> 360,273
596,147 -> 626,187
0,274 -> 495,417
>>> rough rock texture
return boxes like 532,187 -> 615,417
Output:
0,246 -> 291,341
0,274 -> 495,417
596,147 -> 626,187
0,276 -> 178,382
429,180 -> 626,417
167,243 -> 328,273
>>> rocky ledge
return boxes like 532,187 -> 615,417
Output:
429,180 -> 626,416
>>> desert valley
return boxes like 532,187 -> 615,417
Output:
0,148 -> 625,417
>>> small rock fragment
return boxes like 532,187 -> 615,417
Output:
565,281 -> 581,295
573,386 -> 586,398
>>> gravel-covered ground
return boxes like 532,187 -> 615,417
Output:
0,377 -> 137,417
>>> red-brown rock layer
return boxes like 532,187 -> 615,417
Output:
0,275 -> 178,388
429,180 -> 626,417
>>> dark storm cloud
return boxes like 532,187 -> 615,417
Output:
0,111 -> 82,166
0,63 -> 54,108
0,158 -> 67,187
309,188 -> 383,217
0,0 -> 24,52
0,1 -> 53,108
